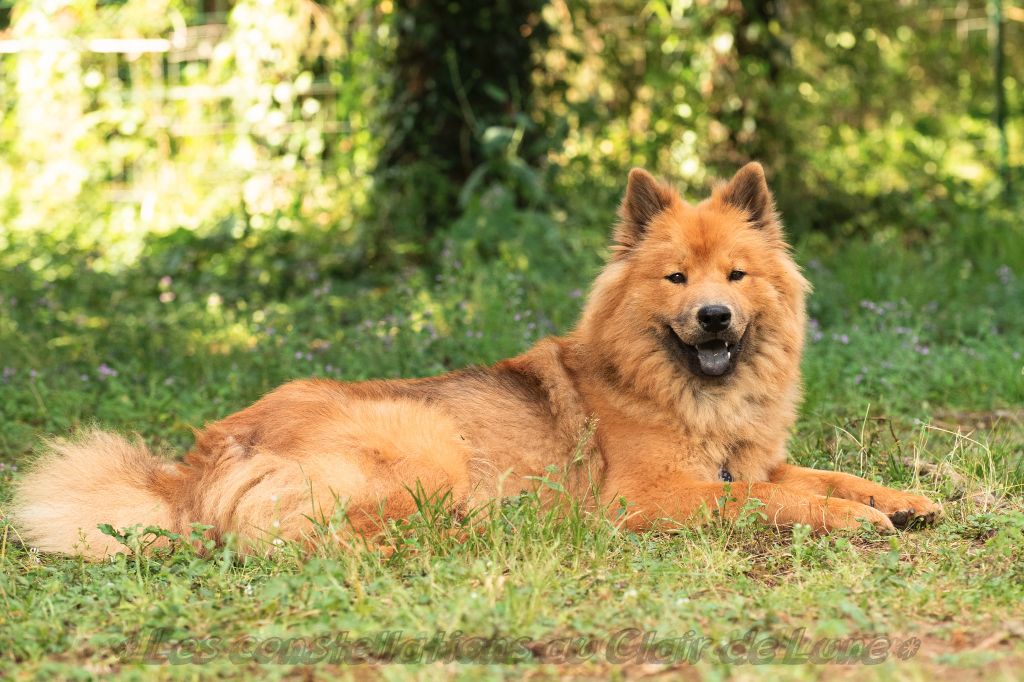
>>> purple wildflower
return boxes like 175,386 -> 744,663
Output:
997,265 -> 1013,287
808,319 -> 824,343
860,300 -> 882,315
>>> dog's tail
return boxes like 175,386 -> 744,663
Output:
11,429 -> 185,558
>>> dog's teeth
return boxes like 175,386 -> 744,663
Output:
727,351 -> 732,359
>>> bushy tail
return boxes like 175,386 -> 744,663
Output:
11,429 -> 184,558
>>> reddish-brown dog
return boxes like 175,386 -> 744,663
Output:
13,163 -> 941,557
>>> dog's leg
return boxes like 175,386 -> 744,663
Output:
607,478 -> 894,533
768,464 -> 941,528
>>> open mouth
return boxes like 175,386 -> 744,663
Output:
664,327 -> 748,378
693,339 -> 734,376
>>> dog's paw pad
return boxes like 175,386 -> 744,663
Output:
890,510 -> 912,529
889,508 -> 939,530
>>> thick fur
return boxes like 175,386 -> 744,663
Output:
12,430 -> 180,556
12,163 -> 940,558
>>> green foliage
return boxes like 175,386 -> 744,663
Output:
3,0 -> 1020,275
1,0 -> 387,275
541,0 -> 1021,233
375,0 -> 552,254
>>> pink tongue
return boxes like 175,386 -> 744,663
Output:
697,343 -> 730,375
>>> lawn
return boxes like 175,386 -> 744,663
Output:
1,200 -> 1022,680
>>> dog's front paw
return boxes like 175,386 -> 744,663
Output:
868,491 -> 942,529
817,498 -> 895,534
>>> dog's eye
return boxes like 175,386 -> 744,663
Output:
728,270 -> 746,281
665,272 -> 687,284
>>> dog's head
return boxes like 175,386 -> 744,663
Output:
581,163 -> 808,387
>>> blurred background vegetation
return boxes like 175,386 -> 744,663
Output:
1,0 -> 1020,279
0,0 -> 1022,447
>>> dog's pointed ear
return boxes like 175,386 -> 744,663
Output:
718,162 -> 779,233
614,168 -> 677,251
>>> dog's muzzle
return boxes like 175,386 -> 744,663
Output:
665,322 -> 750,378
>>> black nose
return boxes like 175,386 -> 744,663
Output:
697,305 -> 732,333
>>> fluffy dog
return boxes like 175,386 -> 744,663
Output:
13,163 -> 941,557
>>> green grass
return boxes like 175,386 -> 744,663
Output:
1,200 -> 1023,680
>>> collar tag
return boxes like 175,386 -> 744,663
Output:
720,467 -> 733,483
